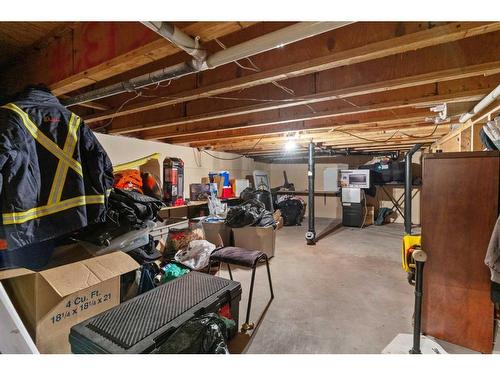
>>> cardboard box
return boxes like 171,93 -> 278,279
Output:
365,205 -> 375,226
0,251 -> 138,353
234,179 -> 250,197
189,183 -> 211,201
232,226 -> 276,258
202,221 -> 231,247
214,176 -> 224,198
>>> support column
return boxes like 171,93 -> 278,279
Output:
306,141 -> 316,245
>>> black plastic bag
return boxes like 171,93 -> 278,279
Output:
276,197 -> 305,226
259,210 -> 276,227
240,187 -> 256,202
225,199 -> 275,228
157,313 -> 232,354
74,188 -> 164,246
225,206 -> 258,228
254,189 -> 273,212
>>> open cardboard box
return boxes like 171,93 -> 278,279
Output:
232,225 -> 276,258
202,220 -> 232,247
0,247 -> 139,354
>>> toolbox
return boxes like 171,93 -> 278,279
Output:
69,271 -> 241,353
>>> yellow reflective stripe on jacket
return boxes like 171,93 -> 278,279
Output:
2,194 -> 106,225
1,103 -> 83,177
47,114 -> 82,204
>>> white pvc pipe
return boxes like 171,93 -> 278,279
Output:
459,84 -> 500,123
141,22 -> 206,62
205,21 -> 353,69
65,22 -> 353,106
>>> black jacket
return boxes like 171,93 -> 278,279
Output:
0,89 -> 114,249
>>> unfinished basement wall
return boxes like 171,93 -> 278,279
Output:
96,133 -> 269,195
267,153 -> 422,225
267,155 -> 371,220
432,123 -> 485,153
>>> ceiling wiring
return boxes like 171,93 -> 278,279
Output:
201,136 -> 264,160
93,91 -> 143,132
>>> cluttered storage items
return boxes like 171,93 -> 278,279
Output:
0,88 -> 245,354
0,88 -> 284,354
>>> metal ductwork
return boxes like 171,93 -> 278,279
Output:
404,144 -> 423,234
459,84 -> 500,123
63,62 -> 197,106
63,21 -> 353,107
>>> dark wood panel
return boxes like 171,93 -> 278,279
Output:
421,151 -> 499,353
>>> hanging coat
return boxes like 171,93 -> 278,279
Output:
0,88 -> 114,249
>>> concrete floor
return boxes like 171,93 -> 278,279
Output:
222,218 -> 478,354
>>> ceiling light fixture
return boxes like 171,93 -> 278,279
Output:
284,139 -> 297,152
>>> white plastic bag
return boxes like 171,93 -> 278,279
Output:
483,117 -> 500,150
174,240 -> 217,270
208,191 -> 227,218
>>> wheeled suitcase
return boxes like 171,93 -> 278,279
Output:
69,271 -> 241,353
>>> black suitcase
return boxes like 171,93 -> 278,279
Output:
69,271 -> 241,354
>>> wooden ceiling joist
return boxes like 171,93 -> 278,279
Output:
1,21 -> 498,155
84,22 -> 500,125
0,22 -> 258,97
140,89 -> 484,143
108,62 -> 500,136
168,110 -> 445,146
204,124 -> 450,153
433,99 -> 500,147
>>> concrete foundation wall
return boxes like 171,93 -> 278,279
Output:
266,153 -> 422,224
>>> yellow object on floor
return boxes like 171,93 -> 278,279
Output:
401,234 -> 421,272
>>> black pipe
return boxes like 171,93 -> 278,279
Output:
404,144 -> 423,234
306,141 -> 316,245
410,258 -> 425,354
252,150 -> 398,163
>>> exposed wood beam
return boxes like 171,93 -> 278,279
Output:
58,95 -> 109,111
166,110 -> 437,146
246,144 -> 418,158
85,22 -> 500,125
141,89 -> 484,141
111,62 -> 500,135
0,22 -> 258,97
243,121 -> 447,144
206,124 -> 449,152
433,99 -> 500,146
234,137 -> 442,156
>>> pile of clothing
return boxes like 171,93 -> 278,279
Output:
76,188 -> 163,247
114,169 -> 162,200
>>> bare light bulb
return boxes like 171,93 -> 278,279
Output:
284,140 -> 297,152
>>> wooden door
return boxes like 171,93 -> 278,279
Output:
421,151 -> 499,353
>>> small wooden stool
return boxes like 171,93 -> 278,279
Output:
208,246 -> 274,332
